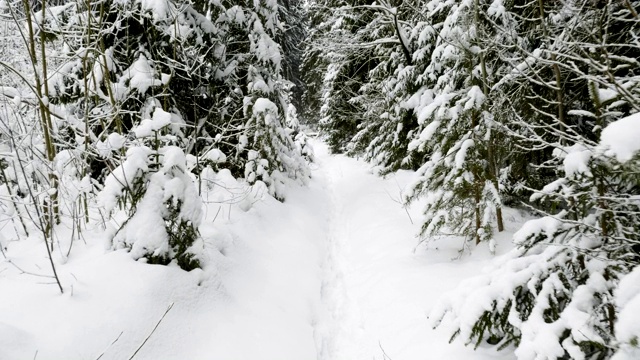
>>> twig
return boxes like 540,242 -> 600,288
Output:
378,341 -> 393,360
403,207 -> 414,225
383,187 -> 414,225
211,206 -> 222,224
95,331 -> 124,360
7,260 -> 54,278
0,238 -> 6,259
128,303 -> 174,360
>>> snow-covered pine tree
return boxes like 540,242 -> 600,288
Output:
99,108 -> 204,270
346,0 -> 423,174
277,0 -> 307,112
205,0 -> 310,199
430,112 -> 640,359
403,0 -> 506,248
304,0 -> 381,153
484,0 -> 581,209
300,0 -> 332,125
429,0 -> 640,357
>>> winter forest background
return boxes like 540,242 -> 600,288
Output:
0,0 -> 639,359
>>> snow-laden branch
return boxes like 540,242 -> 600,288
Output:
336,3 -> 413,65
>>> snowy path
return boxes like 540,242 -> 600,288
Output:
309,141 -> 516,360
0,140 -> 517,360
313,145 -> 370,359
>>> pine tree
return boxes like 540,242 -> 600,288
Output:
347,0 -> 423,174
204,0 -> 309,198
429,0 -> 640,357
277,0 -> 307,112
303,0 -> 381,153
403,0 -> 506,248
431,112 -> 640,359
299,0 -> 328,124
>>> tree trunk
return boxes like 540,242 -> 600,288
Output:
475,0 -> 504,232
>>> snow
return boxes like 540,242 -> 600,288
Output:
251,19 -> 282,70
513,216 -> 563,245
599,112 -> 640,163
561,143 -> 592,177
96,133 -> 127,156
567,109 -> 596,118
106,133 -> 126,149
99,146 -> 152,212
118,55 -> 169,98
455,138 -> 475,169
309,142 -> 516,360
613,267 -> 640,360
227,6 -> 246,24
133,108 -> 173,138
136,0 -> 172,22
409,119 -> 440,150
597,88 -> 618,104
0,140 -> 517,360
252,97 -> 278,115
0,85 -> 20,99
120,175 -> 172,259
464,85 -> 485,110
488,0 -> 506,18
202,148 -> 227,163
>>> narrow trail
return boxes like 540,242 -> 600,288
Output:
314,143 -> 371,360
308,140 -> 516,360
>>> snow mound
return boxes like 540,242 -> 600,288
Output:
599,112 -> 640,163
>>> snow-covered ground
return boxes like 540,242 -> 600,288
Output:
0,140 -> 523,359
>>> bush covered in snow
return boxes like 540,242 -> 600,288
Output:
430,113 -> 640,359
99,109 -> 203,270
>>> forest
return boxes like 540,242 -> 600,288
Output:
0,0 -> 639,359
